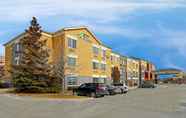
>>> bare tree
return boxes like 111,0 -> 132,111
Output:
53,53 -> 83,94
53,54 -> 66,94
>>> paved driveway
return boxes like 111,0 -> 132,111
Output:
0,84 -> 186,118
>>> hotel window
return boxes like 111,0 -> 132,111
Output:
93,78 -> 99,83
93,78 -> 105,83
67,77 -> 78,85
93,46 -> 99,55
111,56 -> 113,61
111,56 -> 115,62
115,57 -> 119,62
67,57 -> 76,66
68,38 -> 77,48
128,72 -> 132,79
102,50 -> 106,60
117,57 -> 120,62
12,43 -> 21,65
136,64 -> 138,69
92,62 -> 99,70
101,63 -> 106,71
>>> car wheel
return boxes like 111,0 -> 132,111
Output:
121,89 -> 124,94
110,92 -> 114,95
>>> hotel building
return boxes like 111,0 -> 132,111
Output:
4,26 -> 156,89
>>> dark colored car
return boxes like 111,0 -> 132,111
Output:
141,81 -> 156,88
0,80 -> 12,88
75,83 -> 108,98
105,85 -> 117,95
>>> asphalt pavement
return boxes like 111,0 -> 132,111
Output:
0,84 -> 186,118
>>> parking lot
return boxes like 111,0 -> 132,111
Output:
0,84 -> 186,118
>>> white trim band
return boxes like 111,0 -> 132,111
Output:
92,75 -> 100,78
100,46 -> 107,50
111,53 -> 120,58
100,75 -> 107,78
67,35 -> 78,40
92,44 -> 100,48
100,61 -> 106,64
92,59 -> 99,63
67,54 -> 78,58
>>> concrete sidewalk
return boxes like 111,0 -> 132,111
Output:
128,86 -> 138,90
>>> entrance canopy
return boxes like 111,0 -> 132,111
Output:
154,69 -> 183,75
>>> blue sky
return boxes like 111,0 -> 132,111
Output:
0,0 -> 186,71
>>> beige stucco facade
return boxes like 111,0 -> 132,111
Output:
4,27 -> 117,88
4,26 -> 156,88
126,58 -> 140,87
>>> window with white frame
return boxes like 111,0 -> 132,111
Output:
116,57 -> 120,62
100,63 -> 106,71
92,46 -> 99,55
102,49 -> 106,60
92,61 -> 99,70
93,78 -> 99,83
67,57 -> 76,66
68,38 -> 76,48
111,55 -> 114,62
67,77 -> 78,85
93,78 -> 105,83
13,43 -> 21,65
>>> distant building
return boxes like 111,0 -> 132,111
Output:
0,56 -> 5,78
110,52 -> 120,84
144,62 -> 156,81
127,57 -> 140,87
120,56 -> 127,84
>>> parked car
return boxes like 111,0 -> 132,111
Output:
74,83 -> 109,98
0,80 -> 12,88
141,81 -> 156,88
113,83 -> 128,94
105,85 -> 117,95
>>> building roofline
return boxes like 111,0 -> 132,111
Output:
3,25 -> 156,68
3,31 -> 52,46
3,32 -> 26,46
127,56 -> 155,65
157,68 -> 183,72
129,56 -> 141,60
54,26 -> 112,49
4,26 -> 111,49
111,51 -> 122,56
54,26 -> 104,45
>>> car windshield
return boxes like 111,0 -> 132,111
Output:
114,84 -> 123,86
79,84 -> 86,88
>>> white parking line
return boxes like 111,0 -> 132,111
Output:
0,94 -> 24,100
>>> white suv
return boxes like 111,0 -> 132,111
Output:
113,83 -> 128,94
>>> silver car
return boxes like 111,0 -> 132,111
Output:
113,83 -> 128,94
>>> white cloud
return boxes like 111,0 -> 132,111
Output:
1,0 -> 185,40
64,19 -> 153,39
1,0 -> 186,69
154,25 -> 186,58
161,54 -> 185,71
145,25 -> 186,70
0,0 -> 186,22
